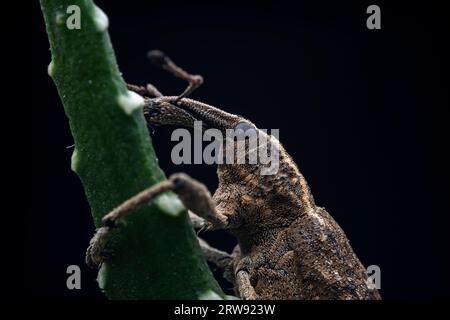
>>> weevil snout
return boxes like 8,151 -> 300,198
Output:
144,98 -> 199,128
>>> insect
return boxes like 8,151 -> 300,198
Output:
86,50 -> 381,300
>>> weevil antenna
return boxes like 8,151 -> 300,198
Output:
147,50 -> 203,101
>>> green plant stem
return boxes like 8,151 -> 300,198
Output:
40,0 -> 223,299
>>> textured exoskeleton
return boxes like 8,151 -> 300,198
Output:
87,51 -> 381,300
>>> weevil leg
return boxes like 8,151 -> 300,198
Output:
189,209 -> 234,282
197,237 -> 234,283
168,173 -> 229,229
189,210 -> 206,229
86,226 -> 113,269
127,83 -> 163,98
235,270 -> 258,300
86,173 -> 229,268
99,173 -> 229,229
147,50 -> 203,101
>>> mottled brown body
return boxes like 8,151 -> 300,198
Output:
87,51 -> 381,300
210,135 -> 380,299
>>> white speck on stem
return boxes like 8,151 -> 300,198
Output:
55,11 -> 65,25
47,60 -> 55,77
117,90 -> 144,115
93,5 -> 109,32
71,148 -> 80,172
156,194 -> 184,217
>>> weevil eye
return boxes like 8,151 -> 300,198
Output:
234,121 -> 256,132
233,121 -> 257,140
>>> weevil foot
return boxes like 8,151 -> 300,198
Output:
86,226 -> 113,269
127,83 -> 163,98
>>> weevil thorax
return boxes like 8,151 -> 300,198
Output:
214,125 -> 317,252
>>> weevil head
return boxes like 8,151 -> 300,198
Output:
145,96 -> 294,236
144,96 -> 280,176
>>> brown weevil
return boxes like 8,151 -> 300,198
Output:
86,50 -> 381,300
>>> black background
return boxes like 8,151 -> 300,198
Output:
30,0 -> 449,299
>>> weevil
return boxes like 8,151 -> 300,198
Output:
86,50 -> 381,300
